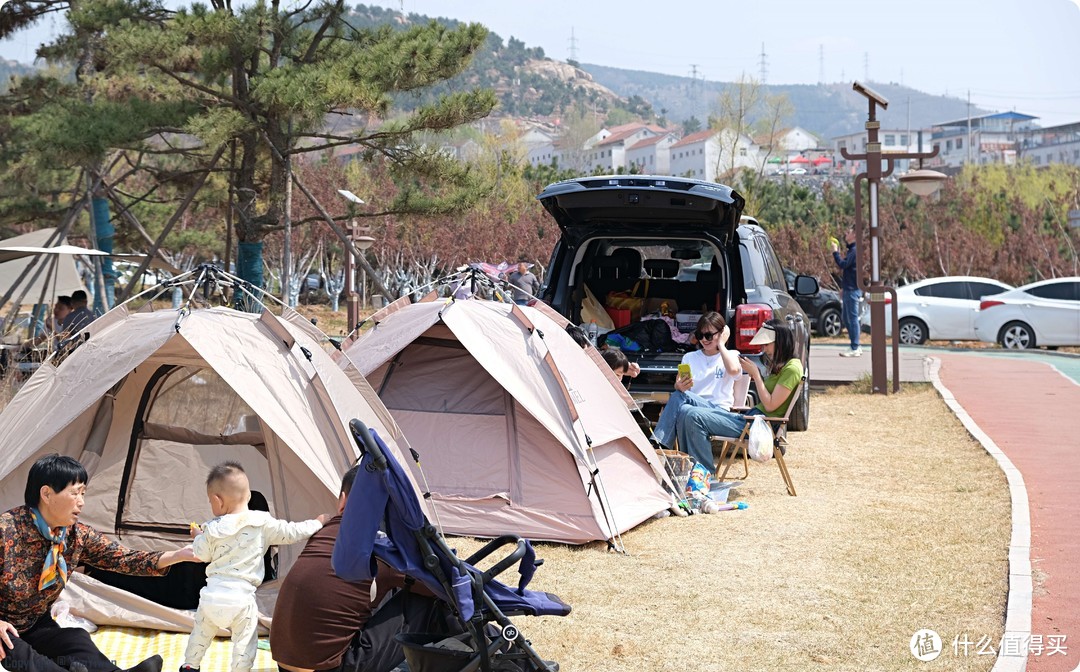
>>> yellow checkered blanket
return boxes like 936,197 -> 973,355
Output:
91,627 -> 278,672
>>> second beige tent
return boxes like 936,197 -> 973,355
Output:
338,298 -> 674,545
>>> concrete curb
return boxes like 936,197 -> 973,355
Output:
926,356 -> 1032,672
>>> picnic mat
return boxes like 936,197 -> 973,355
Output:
90,626 -> 278,672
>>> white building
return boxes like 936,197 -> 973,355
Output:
585,124 -> 666,173
626,133 -> 677,174
669,128 -> 759,181
930,111 -> 1039,167
832,128 -> 925,174
1018,121 -> 1080,168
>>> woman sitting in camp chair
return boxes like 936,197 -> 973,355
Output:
674,319 -> 803,470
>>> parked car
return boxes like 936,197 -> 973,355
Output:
973,277 -> 1080,349
784,268 -> 842,337
787,167 -> 808,175
859,276 -> 1012,345
537,175 -> 818,431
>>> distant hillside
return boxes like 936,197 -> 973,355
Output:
580,64 -> 988,141
347,5 -> 647,121
0,59 -> 36,93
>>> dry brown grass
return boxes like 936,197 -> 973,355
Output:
450,385 -> 1010,671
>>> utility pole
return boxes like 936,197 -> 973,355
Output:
967,90 -> 973,165
568,27 -> 578,62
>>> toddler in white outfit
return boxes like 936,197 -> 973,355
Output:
180,461 -> 329,672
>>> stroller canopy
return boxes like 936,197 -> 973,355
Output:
337,298 -> 674,544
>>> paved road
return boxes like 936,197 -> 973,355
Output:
809,342 -> 930,384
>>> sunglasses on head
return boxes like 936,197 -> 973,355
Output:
695,330 -> 720,341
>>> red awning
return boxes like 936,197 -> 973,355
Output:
789,155 -> 810,164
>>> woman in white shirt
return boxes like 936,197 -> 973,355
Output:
651,312 -> 742,453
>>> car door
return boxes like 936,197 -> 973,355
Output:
914,281 -> 971,339
1021,281 -> 1080,345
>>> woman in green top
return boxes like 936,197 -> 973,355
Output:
676,319 -> 802,468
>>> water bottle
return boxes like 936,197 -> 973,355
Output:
587,320 -> 599,347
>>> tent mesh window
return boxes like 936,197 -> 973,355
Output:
118,366 -> 272,535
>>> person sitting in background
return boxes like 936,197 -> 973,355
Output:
650,312 -> 742,452
21,297 -> 72,352
565,324 -> 590,349
600,348 -> 640,381
59,290 -> 94,336
676,320 -> 803,469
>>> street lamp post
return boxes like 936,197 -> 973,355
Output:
337,190 -> 375,334
841,82 -> 943,394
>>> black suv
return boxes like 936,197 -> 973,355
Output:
537,175 -> 818,431
784,268 -> 843,337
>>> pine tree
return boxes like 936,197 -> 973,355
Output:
2,0 -> 497,301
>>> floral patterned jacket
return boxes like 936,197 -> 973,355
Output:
0,505 -> 167,631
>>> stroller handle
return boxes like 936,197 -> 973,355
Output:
349,419 -> 387,472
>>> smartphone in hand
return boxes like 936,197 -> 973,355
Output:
677,363 -> 691,381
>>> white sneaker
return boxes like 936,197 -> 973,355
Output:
839,348 -> 862,357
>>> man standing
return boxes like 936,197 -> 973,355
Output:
831,227 -> 862,357
505,258 -> 540,306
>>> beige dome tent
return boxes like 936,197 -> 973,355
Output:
337,298 -> 674,546
0,304 -> 419,632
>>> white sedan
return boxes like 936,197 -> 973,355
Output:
973,277 -> 1080,349
861,276 -> 1012,344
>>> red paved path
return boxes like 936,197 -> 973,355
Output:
937,354 -> 1080,671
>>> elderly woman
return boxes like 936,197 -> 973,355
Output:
676,319 -> 803,469
0,454 -> 197,672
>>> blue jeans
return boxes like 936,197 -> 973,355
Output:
677,406 -> 765,469
842,288 -> 862,350
652,390 -> 724,449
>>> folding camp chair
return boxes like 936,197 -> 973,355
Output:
711,377 -> 804,497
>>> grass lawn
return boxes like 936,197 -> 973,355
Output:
449,385 -> 1010,671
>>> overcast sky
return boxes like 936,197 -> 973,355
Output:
3,0 -> 1079,126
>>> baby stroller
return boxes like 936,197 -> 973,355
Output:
332,420 -> 572,672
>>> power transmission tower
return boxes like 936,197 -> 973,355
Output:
818,45 -> 825,84
758,43 -> 768,83
863,52 -> 869,82
568,27 -> 579,62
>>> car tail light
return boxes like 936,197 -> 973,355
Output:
979,300 -> 1005,311
735,303 -> 773,353
883,295 -> 892,304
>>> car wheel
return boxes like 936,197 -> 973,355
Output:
819,307 -> 842,338
999,321 -> 1035,349
898,318 -> 928,345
